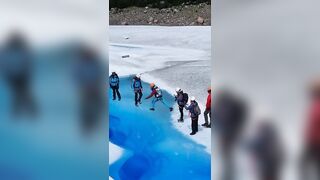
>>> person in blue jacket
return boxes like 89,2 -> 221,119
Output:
132,74 -> 143,106
185,96 -> 201,135
1,32 -> 37,117
145,83 -> 173,111
109,72 -> 121,101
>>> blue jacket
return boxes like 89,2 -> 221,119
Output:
109,74 -> 119,87
132,78 -> 143,91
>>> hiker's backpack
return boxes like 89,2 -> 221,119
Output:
194,104 -> 201,116
155,87 -> 162,98
182,93 -> 189,104
133,80 -> 142,89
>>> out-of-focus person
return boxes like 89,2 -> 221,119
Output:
300,79 -> 320,180
73,46 -> 106,135
247,121 -> 284,180
0,32 -> 37,118
213,89 -> 247,180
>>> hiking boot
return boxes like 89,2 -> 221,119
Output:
177,118 -> 184,122
202,123 -> 208,127
118,97 -> 121,101
150,108 -> 155,111
169,107 -> 173,112
190,132 -> 196,135
112,98 -> 116,100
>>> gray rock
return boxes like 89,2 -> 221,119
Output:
197,16 -> 204,24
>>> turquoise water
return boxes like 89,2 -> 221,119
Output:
109,77 -> 210,180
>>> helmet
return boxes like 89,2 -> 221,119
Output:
136,74 -> 141,78
190,96 -> 196,101
175,87 -> 182,93
150,83 -> 155,88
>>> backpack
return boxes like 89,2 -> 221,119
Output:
133,80 -> 142,89
194,104 -> 201,116
182,93 -> 189,104
155,87 -> 162,98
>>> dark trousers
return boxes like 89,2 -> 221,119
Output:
300,145 -> 320,180
111,86 -> 121,100
134,90 -> 143,104
179,105 -> 184,120
8,76 -> 36,117
191,116 -> 199,133
204,108 -> 211,125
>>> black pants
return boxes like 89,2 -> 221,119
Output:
179,105 -> 184,120
191,116 -> 199,133
134,90 -> 143,104
111,86 -> 121,100
300,145 -> 320,180
8,76 -> 36,117
204,108 -> 211,125
81,90 -> 105,134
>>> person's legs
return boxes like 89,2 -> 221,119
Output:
178,105 -> 184,121
111,87 -> 116,100
203,109 -> 209,126
138,91 -> 143,103
151,98 -> 158,109
195,116 -> 199,132
160,98 -> 172,110
209,110 -> 212,126
116,87 -> 121,100
191,118 -> 196,134
135,91 -> 138,105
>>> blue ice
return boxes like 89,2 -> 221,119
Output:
109,77 -> 211,180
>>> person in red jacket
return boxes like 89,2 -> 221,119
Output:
202,87 -> 211,128
300,79 -> 320,180
145,83 -> 173,111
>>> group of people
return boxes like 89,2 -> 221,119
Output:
109,72 -> 212,135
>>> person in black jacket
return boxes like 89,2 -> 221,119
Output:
185,96 -> 201,135
175,87 -> 188,122
132,74 -> 143,106
213,89 -> 247,180
109,72 -> 121,101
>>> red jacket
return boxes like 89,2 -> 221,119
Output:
206,93 -> 211,110
306,99 -> 320,147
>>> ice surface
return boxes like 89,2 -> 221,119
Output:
109,77 -> 211,179
109,26 -> 211,156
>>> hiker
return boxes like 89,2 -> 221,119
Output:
174,87 -> 188,122
247,121 -> 284,180
74,46 -> 105,134
109,71 -> 121,101
185,96 -> 201,135
132,74 -> 143,106
300,79 -> 320,180
145,83 -> 173,111
202,87 -> 212,128
213,89 -> 247,180
1,32 -> 37,118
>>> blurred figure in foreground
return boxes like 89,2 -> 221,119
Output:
213,89 -> 247,180
247,121 -> 284,180
74,46 -> 106,135
300,79 -> 320,180
0,32 -> 37,118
